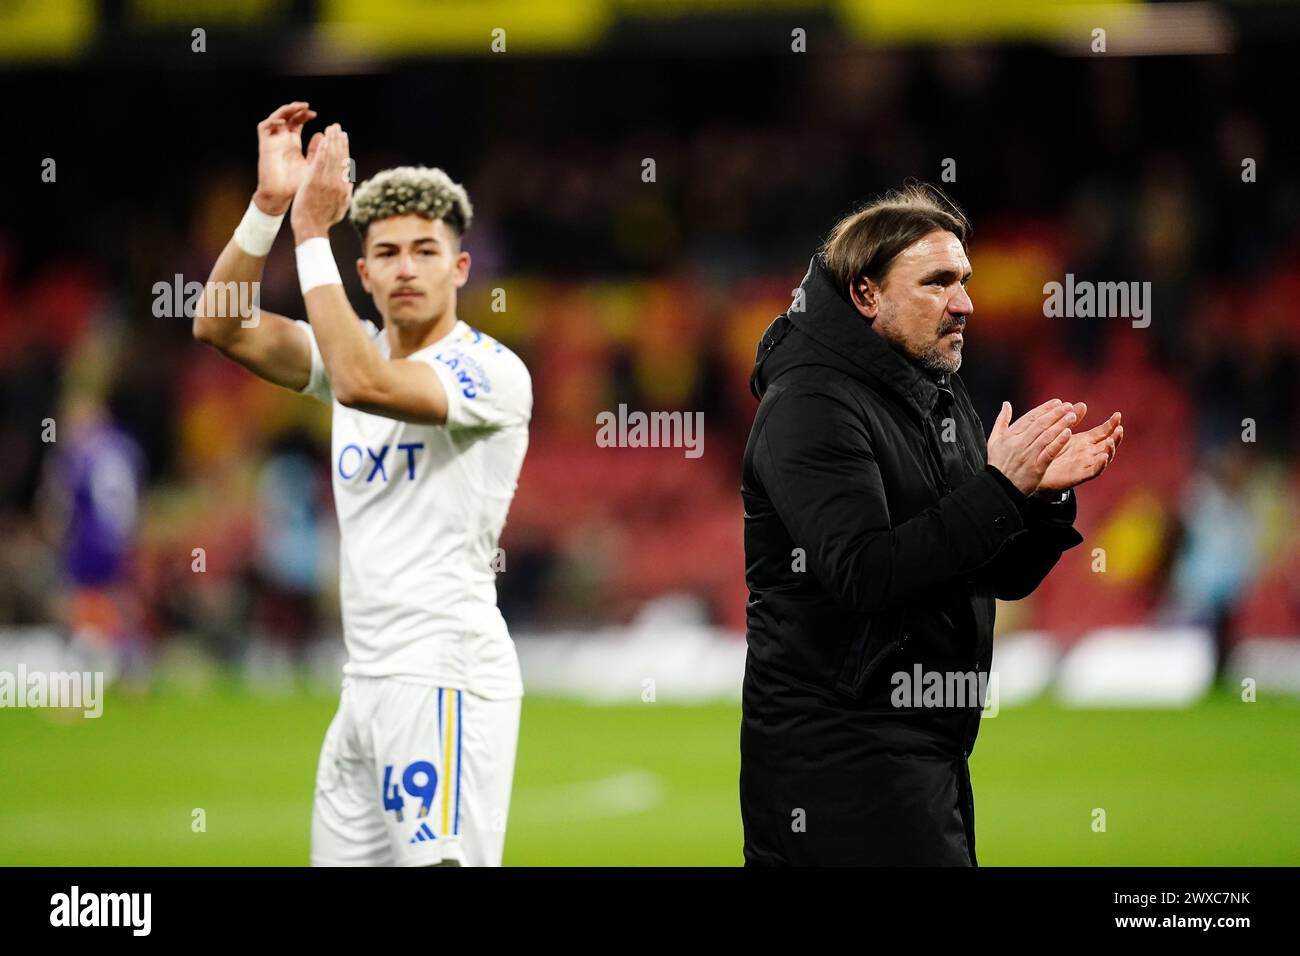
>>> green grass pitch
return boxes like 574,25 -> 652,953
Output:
1,686 -> 1296,865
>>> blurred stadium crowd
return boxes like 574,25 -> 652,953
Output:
0,48 -> 1296,681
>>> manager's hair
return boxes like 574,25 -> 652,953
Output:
349,165 -> 474,246
820,183 -> 970,293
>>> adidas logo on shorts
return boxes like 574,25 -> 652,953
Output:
410,822 -> 437,845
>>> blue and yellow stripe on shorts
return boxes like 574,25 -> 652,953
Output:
437,688 -> 463,836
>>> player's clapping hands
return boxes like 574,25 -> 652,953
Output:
291,123 -> 355,241
254,101 -> 317,216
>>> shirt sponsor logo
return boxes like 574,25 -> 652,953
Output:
337,442 -> 425,482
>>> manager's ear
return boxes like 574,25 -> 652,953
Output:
850,275 -> 882,321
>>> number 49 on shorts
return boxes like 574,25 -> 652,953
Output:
381,761 -> 438,823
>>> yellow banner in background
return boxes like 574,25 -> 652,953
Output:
126,0 -> 293,26
320,0 -> 612,55
0,0 -> 93,61
838,0 -> 1141,44
319,0 -> 1152,55
0,0 -> 1203,63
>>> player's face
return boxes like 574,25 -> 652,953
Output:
357,215 -> 470,327
857,229 -> 972,376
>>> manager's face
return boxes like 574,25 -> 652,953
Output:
852,229 -> 973,375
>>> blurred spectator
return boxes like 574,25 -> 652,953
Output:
246,429 -> 332,657
37,388 -> 147,677
1162,447 -> 1262,674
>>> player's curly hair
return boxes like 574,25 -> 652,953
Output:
349,165 -> 474,245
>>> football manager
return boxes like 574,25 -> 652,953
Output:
740,185 -> 1123,866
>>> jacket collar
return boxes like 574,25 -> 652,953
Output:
788,255 -> 949,419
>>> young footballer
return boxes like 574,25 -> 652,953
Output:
193,102 -> 531,866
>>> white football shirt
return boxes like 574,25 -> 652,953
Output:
294,317 -> 531,700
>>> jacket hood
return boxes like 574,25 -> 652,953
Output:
750,255 -> 950,419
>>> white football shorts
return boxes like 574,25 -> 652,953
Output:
311,676 -> 521,867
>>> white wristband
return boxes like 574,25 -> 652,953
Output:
232,198 -> 285,257
295,237 -> 343,295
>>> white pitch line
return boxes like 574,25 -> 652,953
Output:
514,769 -> 664,822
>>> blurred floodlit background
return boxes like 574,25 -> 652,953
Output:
0,0 -> 1296,865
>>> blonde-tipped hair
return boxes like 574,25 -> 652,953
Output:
349,165 -> 474,244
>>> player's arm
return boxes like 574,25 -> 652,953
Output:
290,122 -> 451,425
299,283 -> 450,424
192,102 -> 318,391
191,220 -> 314,390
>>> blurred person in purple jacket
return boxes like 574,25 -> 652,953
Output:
39,389 -> 148,674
